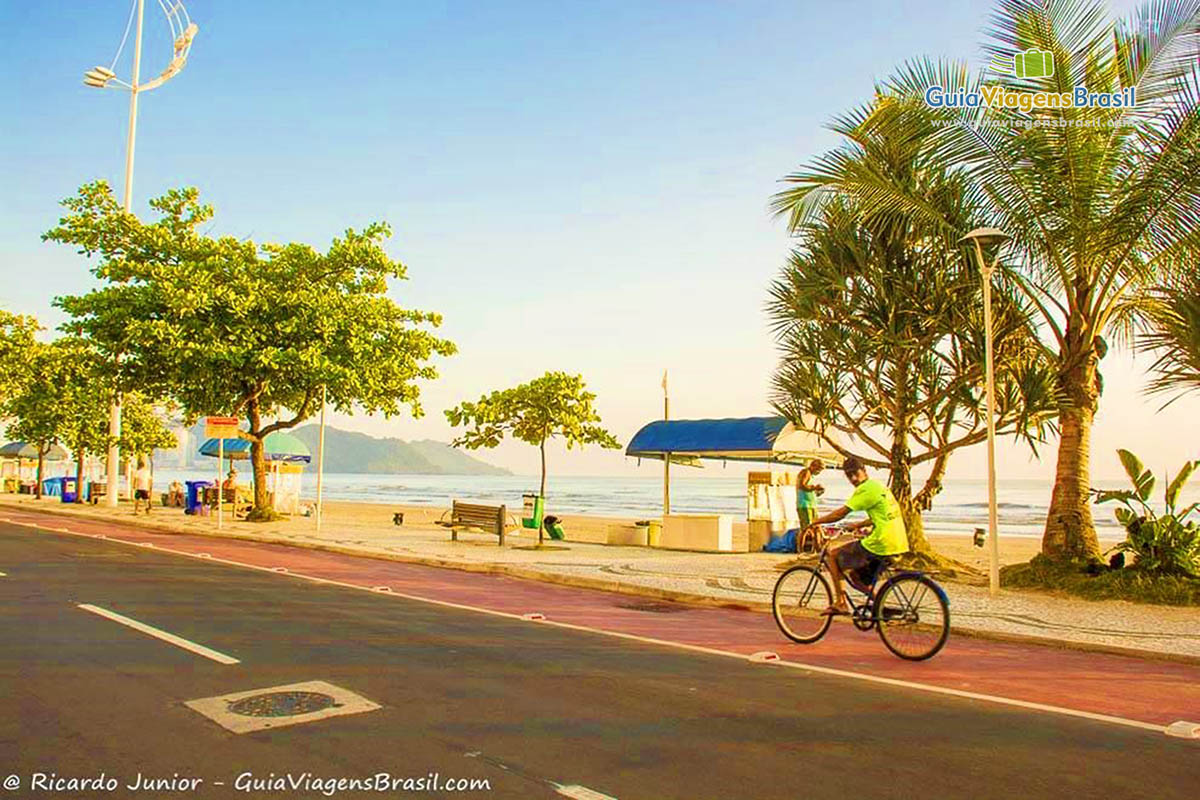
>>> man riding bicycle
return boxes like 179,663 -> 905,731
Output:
803,457 -> 909,617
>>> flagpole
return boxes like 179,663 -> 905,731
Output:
662,371 -> 670,517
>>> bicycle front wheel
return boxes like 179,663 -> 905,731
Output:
874,574 -> 950,661
772,566 -> 833,644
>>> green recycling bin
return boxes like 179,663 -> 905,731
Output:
521,493 -> 544,529
543,515 -> 565,541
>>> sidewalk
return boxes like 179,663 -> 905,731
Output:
2,495 -> 1196,661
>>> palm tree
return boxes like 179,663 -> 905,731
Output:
769,102 -> 1056,569
1140,269 -> 1200,401
775,0 -> 1200,563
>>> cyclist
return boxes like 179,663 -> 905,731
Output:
803,457 -> 909,616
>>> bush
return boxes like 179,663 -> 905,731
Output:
1003,555 -> 1200,606
1093,450 -> 1199,577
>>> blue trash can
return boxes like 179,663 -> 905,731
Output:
61,477 -> 79,503
43,477 -> 63,497
185,480 -> 212,515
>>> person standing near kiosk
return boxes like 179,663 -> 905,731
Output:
796,459 -> 825,530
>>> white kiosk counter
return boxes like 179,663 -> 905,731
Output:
660,514 -> 746,552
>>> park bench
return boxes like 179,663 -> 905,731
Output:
437,500 -> 511,546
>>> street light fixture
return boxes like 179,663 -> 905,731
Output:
82,0 -> 198,508
959,226 -> 1011,597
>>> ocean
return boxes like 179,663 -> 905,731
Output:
146,468 -> 1148,541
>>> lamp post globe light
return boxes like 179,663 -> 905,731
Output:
82,0 -> 197,508
958,227 -> 1011,597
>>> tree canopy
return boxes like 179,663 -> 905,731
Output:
46,181 -> 456,518
445,371 -> 621,499
769,110 -> 1056,563
0,310 -> 40,407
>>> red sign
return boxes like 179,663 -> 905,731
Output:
205,416 -> 240,439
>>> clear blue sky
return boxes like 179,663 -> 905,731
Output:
1,0 -> 1185,481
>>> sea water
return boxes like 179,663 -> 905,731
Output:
149,469 -> 1141,540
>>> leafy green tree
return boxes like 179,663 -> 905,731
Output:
445,372 -> 621,502
1138,269 -> 1200,403
5,341 -> 78,498
0,310 -> 40,407
769,113 -> 1056,566
774,0 -> 1200,563
52,339 -> 109,504
47,182 -> 455,520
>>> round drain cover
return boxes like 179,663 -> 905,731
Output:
227,691 -> 338,718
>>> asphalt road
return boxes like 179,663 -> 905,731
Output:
1,522 -> 1195,800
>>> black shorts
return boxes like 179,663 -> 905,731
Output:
134,489 -> 150,500
835,540 -> 888,586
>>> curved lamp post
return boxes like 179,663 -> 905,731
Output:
82,0 -> 198,507
959,227 -> 1010,597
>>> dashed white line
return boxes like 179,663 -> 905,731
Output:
77,604 -> 240,665
555,784 -> 618,800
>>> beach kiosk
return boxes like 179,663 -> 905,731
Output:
625,416 -> 837,552
197,431 -> 312,515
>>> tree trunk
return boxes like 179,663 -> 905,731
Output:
1042,345 -> 1102,562
246,398 -> 273,521
74,444 -> 86,504
887,441 -> 934,557
35,444 -> 45,500
539,439 -> 547,499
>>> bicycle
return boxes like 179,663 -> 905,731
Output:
772,528 -> 951,661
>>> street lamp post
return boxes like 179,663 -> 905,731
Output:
959,227 -> 1010,597
83,1 -> 198,508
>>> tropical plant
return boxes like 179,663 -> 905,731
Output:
775,0 -> 1200,563
445,371 -> 621,505
46,181 -> 455,520
1138,268 -> 1200,402
769,108 -> 1057,566
1094,449 -> 1200,576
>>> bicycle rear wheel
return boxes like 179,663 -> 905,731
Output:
772,566 -> 833,644
874,574 -> 950,661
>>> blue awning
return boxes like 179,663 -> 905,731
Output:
625,416 -> 837,465
198,432 -> 311,464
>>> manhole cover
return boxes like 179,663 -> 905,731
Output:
228,691 -> 338,718
617,601 -> 688,613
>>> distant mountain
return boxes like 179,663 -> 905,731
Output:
290,425 -> 510,476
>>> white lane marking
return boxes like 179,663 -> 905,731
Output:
18,516 -> 1186,738
77,604 -> 240,665
1166,720 -> 1200,739
554,784 -> 618,800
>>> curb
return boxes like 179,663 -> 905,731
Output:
4,499 -> 1198,667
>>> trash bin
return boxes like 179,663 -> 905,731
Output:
646,520 -> 662,547
61,477 -> 78,503
43,477 -> 62,497
521,493 -> 544,530
542,514 -> 565,541
185,480 -> 212,515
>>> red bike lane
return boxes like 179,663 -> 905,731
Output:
6,507 -> 1198,733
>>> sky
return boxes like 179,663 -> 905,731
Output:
1,0 -> 1190,483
